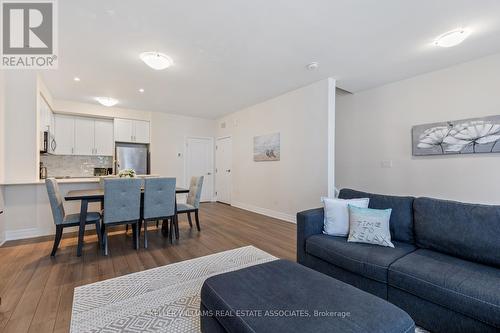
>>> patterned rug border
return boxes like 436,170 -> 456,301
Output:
71,245 -> 277,332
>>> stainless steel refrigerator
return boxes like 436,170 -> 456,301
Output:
115,143 -> 150,175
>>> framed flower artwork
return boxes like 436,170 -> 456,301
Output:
412,116 -> 500,156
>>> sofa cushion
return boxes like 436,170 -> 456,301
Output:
201,259 -> 415,333
338,188 -> 415,244
389,249 -> 500,328
306,234 -> 415,283
414,197 -> 500,267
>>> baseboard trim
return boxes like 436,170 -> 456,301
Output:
231,201 -> 296,223
4,225 -> 94,242
0,232 -> 6,246
5,227 -> 56,241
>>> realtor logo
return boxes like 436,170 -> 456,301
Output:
1,0 -> 58,68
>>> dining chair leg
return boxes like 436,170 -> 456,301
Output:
144,220 -> 148,249
161,219 -> 168,238
95,220 -> 102,248
175,214 -> 180,239
195,210 -> 201,231
133,222 -> 139,250
187,212 -> 193,228
51,225 -> 63,256
125,224 -> 129,233
156,220 -> 159,229
132,222 -> 136,249
102,224 -> 108,256
169,218 -> 174,244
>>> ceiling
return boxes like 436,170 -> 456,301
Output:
41,0 -> 500,119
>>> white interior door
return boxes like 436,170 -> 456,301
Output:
186,137 -> 214,202
216,137 -> 232,204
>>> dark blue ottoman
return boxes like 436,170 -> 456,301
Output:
200,260 -> 415,333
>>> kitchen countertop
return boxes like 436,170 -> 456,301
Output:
1,177 -> 101,186
1,175 -> 158,186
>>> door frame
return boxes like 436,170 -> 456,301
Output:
215,135 -> 232,205
184,136 -> 215,202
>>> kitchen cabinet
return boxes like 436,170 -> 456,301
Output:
133,120 -> 150,143
39,96 -> 54,133
74,117 -> 94,155
54,114 -> 75,155
114,118 -> 150,143
94,119 -> 114,155
114,118 -> 134,142
39,95 -> 56,153
54,115 -> 114,156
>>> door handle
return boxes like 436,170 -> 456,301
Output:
226,169 -> 231,173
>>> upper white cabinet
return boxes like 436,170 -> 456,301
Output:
94,119 -> 114,156
54,114 -> 75,155
114,118 -> 134,142
39,96 -> 54,133
114,118 -> 150,143
133,120 -> 150,143
74,117 -> 95,155
54,115 -> 114,156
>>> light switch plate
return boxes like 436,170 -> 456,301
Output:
381,160 -> 393,168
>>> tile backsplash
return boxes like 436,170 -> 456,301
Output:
40,155 -> 113,177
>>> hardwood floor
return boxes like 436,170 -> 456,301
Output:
0,203 -> 296,333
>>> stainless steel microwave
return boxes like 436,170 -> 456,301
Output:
40,130 -> 56,154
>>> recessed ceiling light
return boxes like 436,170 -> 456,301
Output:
74,77 -> 81,82
434,29 -> 471,48
139,52 -> 173,70
95,97 -> 118,107
306,62 -> 319,70
138,88 -> 145,93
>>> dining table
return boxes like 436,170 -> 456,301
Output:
65,187 -> 189,256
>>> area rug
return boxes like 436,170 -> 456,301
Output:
71,246 -> 430,333
71,246 -> 277,332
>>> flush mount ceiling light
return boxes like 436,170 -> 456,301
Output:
434,29 -> 471,47
95,97 -> 118,107
138,88 -> 145,93
73,77 -> 81,82
139,52 -> 173,70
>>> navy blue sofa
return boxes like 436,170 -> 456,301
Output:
297,189 -> 500,333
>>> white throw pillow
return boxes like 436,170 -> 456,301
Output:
347,205 -> 394,248
322,197 -> 370,236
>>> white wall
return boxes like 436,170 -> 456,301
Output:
336,53 -> 500,204
150,112 -> 216,188
217,79 -> 334,222
0,70 -> 5,244
4,71 -> 39,183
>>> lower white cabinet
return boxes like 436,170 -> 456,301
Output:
54,115 -> 114,156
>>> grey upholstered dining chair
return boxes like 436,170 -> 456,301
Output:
142,177 -> 176,247
45,178 -> 101,256
102,178 -> 142,255
176,176 -> 204,232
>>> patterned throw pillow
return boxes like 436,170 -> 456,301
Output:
347,205 -> 394,248
322,197 -> 370,236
